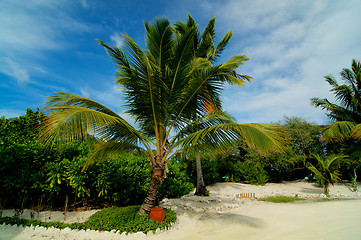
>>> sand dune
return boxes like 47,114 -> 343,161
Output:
1,181 -> 360,240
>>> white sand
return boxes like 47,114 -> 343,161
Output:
1,181 -> 360,240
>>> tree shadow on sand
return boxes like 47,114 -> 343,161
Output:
208,183 -> 246,192
197,212 -> 264,228
300,187 -> 323,194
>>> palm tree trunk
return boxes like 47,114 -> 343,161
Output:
138,161 -> 166,215
64,194 -> 69,222
0,196 -> 7,217
352,167 -> 358,192
323,181 -> 329,196
195,155 -> 207,196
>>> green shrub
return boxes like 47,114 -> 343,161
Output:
85,206 -> 176,234
158,160 -> 194,200
0,206 -> 177,234
239,161 -> 270,185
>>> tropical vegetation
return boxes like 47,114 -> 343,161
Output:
312,59 -> 361,190
0,206 -> 177,234
306,154 -> 343,196
1,14 -> 360,234
39,16 -> 284,215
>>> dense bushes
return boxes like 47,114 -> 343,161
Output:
0,109 -> 193,211
1,110 -> 360,212
186,116 -> 361,186
1,145 -> 193,210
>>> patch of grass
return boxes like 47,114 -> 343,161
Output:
0,206 -> 177,234
261,195 -> 305,203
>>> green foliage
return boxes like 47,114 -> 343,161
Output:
0,107 -> 193,209
211,116 -> 328,185
306,154 -> 343,196
261,195 -> 305,203
238,160 -> 270,185
0,109 -> 58,209
216,151 -> 269,185
182,156 -> 220,186
158,160 -> 194,200
0,108 -> 45,146
0,206 -> 177,234
0,216 -> 68,229
84,206 -> 176,234
40,16 -> 286,214
311,59 -> 361,125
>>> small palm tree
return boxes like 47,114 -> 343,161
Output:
306,154 -> 343,196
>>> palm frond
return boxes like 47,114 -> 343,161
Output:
321,121 -> 356,142
306,162 -> 324,182
214,31 -> 232,61
233,123 -> 286,154
352,123 -> 361,140
40,93 -> 152,152
82,140 -> 148,171
172,118 -> 285,158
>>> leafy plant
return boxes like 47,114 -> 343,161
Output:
311,59 -> 361,141
0,206 -> 177,234
84,206 -> 176,234
306,154 -> 343,196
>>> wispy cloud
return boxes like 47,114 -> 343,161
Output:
200,0 -> 361,124
110,32 -> 124,47
80,0 -> 89,9
5,58 -> 30,84
0,0 -> 90,83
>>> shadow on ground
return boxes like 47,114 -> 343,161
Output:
197,212 -> 264,228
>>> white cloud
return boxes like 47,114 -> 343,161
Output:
5,58 -> 30,84
80,86 -> 91,98
80,0 -> 89,9
0,0 -> 90,83
201,0 -> 361,124
110,32 -> 124,47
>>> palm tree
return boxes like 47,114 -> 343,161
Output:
174,14 -> 244,196
40,17 -> 284,215
311,59 -> 361,140
306,154 -> 343,196
311,59 -> 361,189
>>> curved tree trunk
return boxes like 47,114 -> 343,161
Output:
138,161 -> 166,215
195,155 -> 207,196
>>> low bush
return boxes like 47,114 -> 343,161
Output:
0,206 -> 177,234
85,206 -> 176,234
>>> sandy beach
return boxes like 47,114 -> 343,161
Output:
1,180 -> 360,240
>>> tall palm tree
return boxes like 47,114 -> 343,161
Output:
306,154 -> 343,196
40,17 -> 284,215
174,14 -> 245,196
311,59 -> 361,188
311,59 -> 361,141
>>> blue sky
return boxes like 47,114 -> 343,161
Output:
1,0 -> 360,125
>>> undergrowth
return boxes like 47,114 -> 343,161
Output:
0,206 -> 177,234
